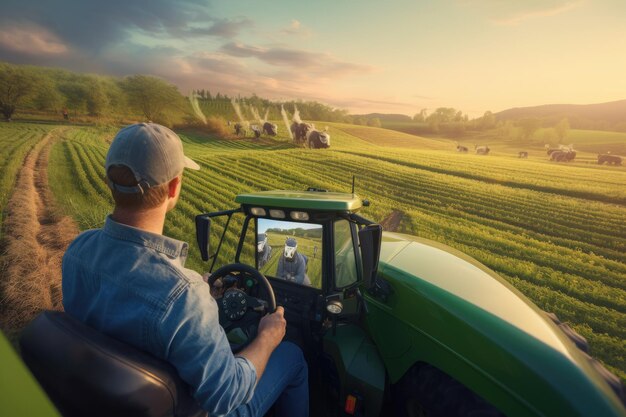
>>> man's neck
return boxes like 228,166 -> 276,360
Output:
111,206 -> 167,235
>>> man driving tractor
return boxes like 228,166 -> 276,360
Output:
61,123 -> 309,417
276,237 -> 311,286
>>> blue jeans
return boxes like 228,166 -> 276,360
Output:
230,341 -> 309,417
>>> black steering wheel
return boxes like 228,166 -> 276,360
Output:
207,263 -> 276,352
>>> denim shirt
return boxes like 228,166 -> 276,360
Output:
62,216 -> 257,416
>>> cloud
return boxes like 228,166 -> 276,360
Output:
460,0 -> 584,26
220,42 -> 373,77
186,18 -> 253,39
492,0 -> 584,25
0,25 -> 68,55
0,0 -> 215,52
280,19 -> 312,38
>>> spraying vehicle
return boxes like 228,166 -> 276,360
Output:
18,189 -> 626,417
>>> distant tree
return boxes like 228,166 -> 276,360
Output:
123,75 -> 186,124
0,65 -> 36,120
498,120 -> 520,140
543,128 -> 558,144
85,78 -> 109,116
478,111 -> 496,130
367,117 -> 381,128
58,81 -> 88,113
555,118 -> 570,144
413,109 -> 427,122
518,118 -> 541,140
31,78 -> 64,112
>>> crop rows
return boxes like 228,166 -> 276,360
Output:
0,123 -> 55,229
43,125 -> 626,381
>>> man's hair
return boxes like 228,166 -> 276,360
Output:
107,165 -> 170,209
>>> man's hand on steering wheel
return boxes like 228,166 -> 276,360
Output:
257,306 -> 286,350
206,263 -> 276,352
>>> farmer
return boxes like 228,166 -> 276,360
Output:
62,123 -> 308,417
257,232 -> 272,269
276,237 -> 311,286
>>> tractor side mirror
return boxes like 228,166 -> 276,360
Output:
195,215 -> 211,261
358,224 -> 382,289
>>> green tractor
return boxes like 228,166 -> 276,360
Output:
195,189 -> 626,417
14,189 -> 626,417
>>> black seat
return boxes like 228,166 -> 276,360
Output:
20,311 -> 207,417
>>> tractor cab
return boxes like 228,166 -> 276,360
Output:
196,189 -> 389,414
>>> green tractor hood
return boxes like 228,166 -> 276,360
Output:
368,231 -> 626,417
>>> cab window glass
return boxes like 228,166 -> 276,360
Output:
257,219 -> 322,288
334,220 -> 358,288
239,219 -> 256,266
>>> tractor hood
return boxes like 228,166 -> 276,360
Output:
378,232 -> 570,356
372,231 -> 626,416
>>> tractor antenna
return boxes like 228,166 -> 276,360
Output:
351,175 -> 356,194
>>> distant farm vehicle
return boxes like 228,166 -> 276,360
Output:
475,144 -> 490,155
518,151 -> 528,158
234,122 -> 246,137
250,125 -> 261,139
455,142 -> 468,153
262,122 -> 278,136
598,154 -> 623,165
307,128 -> 331,149
545,144 -> 574,156
291,122 -> 313,145
550,147 -> 577,162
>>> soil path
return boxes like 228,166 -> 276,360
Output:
0,128 -> 79,337
380,210 -> 404,232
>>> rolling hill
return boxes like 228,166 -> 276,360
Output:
495,100 -> 626,130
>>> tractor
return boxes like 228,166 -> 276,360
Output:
15,189 -> 626,417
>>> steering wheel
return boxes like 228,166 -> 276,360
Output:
207,263 -> 276,352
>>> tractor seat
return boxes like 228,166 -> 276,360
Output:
20,311 -> 207,417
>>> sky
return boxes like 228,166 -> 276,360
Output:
1,0 -> 625,117
258,219 -> 321,235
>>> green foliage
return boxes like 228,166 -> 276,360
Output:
0,63 -> 37,120
0,123 -> 54,229
518,117 -> 542,140
555,118 -> 570,144
367,117 -> 382,128
123,75 -> 187,126
413,109 -> 427,122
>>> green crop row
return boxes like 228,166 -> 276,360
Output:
0,123 -> 55,231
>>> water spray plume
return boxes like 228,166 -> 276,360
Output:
230,99 -> 247,126
293,105 -> 302,124
281,105 -> 293,139
263,109 -> 269,124
250,106 -> 263,124
189,92 -> 207,125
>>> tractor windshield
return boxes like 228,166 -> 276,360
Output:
257,218 -> 323,288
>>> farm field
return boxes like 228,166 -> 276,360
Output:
381,119 -> 626,156
0,121 -> 625,384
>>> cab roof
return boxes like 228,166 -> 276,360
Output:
235,190 -> 363,212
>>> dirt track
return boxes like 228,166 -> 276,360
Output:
380,210 -> 403,232
0,128 -> 78,338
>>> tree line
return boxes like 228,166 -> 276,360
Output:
410,107 -> 570,142
0,61 -> 355,127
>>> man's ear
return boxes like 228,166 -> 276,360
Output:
167,176 -> 181,198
